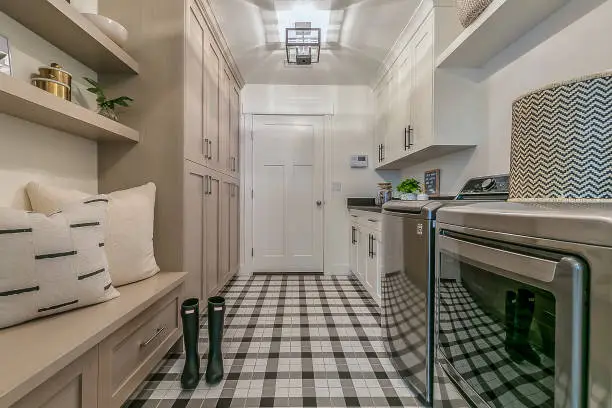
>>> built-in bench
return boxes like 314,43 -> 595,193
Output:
0,272 -> 187,408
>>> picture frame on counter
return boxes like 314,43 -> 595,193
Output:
424,169 -> 440,196
0,35 -> 12,76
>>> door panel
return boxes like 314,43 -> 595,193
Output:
411,15 -> 434,151
12,347 -> 98,408
185,6 -> 205,163
252,116 -> 324,272
205,34 -> 221,169
229,183 -> 240,277
358,228 -> 368,286
219,179 -> 232,288
397,48 -> 413,157
205,174 -> 220,296
230,85 -> 240,176
220,68 -> 232,173
184,164 -> 205,301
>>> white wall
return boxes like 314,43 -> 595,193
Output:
0,10 -> 99,209
242,84 -> 400,275
401,0 -> 612,194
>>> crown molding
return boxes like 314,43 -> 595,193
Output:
196,0 -> 246,88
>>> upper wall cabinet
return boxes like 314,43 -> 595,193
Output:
184,2 -> 240,179
374,3 -> 485,169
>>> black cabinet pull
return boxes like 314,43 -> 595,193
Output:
368,234 -> 373,258
371,235 -> 376,258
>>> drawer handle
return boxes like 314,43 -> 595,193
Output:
141,326 -> 167,348
368,219 -> 379,223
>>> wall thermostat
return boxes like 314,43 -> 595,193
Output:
350,155 -> 368,168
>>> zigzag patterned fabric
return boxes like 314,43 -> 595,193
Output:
511,72 -> 612,200
455,0 -> 493,28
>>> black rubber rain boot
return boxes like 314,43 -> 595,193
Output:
514,289 -> 541,365
504,291 -> 524,363
205,296 -> 225,385
180,298 -> 201,389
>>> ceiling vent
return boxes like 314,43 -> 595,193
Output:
286,22 -> 321,65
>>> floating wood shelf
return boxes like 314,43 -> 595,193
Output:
0,74 -> 139,142
0,0 -> 139,74
436,0 -> 569,69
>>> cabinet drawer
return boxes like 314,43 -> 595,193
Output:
98,286 -> 182,408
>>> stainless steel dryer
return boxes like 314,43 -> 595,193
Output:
381,175 -> 509,406
436,202 -> 612,408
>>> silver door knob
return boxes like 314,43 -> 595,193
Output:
316,200 -> 322,206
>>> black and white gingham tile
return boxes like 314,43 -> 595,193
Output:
124,274 -> 467,408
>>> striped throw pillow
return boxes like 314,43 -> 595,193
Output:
0,195 -> 119,329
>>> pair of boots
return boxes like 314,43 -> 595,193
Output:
504,289 -> 541,365
180,296 -> 226,389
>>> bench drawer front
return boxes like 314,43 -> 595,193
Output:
99,286 -> 182,408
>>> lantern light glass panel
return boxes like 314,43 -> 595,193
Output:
285,27 -> 321,64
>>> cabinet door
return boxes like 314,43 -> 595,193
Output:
12,347 -> 98,408
229,182 -> 240,277
184,162 -> 206,301
185,4 -> 206,163
386,65 -> 404,163
366,231 -> 382,302
357,227 -> 369,288
229,84 -> 240,177
219,180 -> 230,289
411,14 -> 434,152
349,222 -> 359,278
205,171 -> 221,296
204,31 -> 221,170
220,67 -> 232,174
397,48 -> 414,157
374,84 -> 387,166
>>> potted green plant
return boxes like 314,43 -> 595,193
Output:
397,178 -> 422,201
84,77 -> 133,121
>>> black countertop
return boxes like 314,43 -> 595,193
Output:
347,198 -> 383,213
348,205 -> 383,213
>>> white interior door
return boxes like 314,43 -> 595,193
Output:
252,115 -> 324,272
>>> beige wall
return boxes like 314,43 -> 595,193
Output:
0,11 -> 100,209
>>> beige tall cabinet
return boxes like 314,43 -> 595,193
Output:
97,0 -> 243,303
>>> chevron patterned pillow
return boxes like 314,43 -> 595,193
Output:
0,196 -> 119,329
511,72 -> 612,201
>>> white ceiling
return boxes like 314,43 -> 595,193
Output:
209,0 -> 420,85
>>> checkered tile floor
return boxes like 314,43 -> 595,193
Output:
124,274 -> 467,408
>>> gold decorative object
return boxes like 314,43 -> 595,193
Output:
31,63 -> 72,101
31,78 -> 71,101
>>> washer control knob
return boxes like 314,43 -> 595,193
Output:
481,178 -> 496,191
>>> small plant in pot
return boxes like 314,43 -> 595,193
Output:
397,178 -> 422,201
84,77 -> 133,121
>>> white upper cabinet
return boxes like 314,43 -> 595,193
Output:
374,2 -> 484,169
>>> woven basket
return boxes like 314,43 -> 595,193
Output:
455,0 -> 493,27
510,71 -> 612,202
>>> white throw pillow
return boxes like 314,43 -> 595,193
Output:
26,182 -> 160,287
0,196 -> 119,329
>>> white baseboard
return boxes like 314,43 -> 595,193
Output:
325,264 -> 350,275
